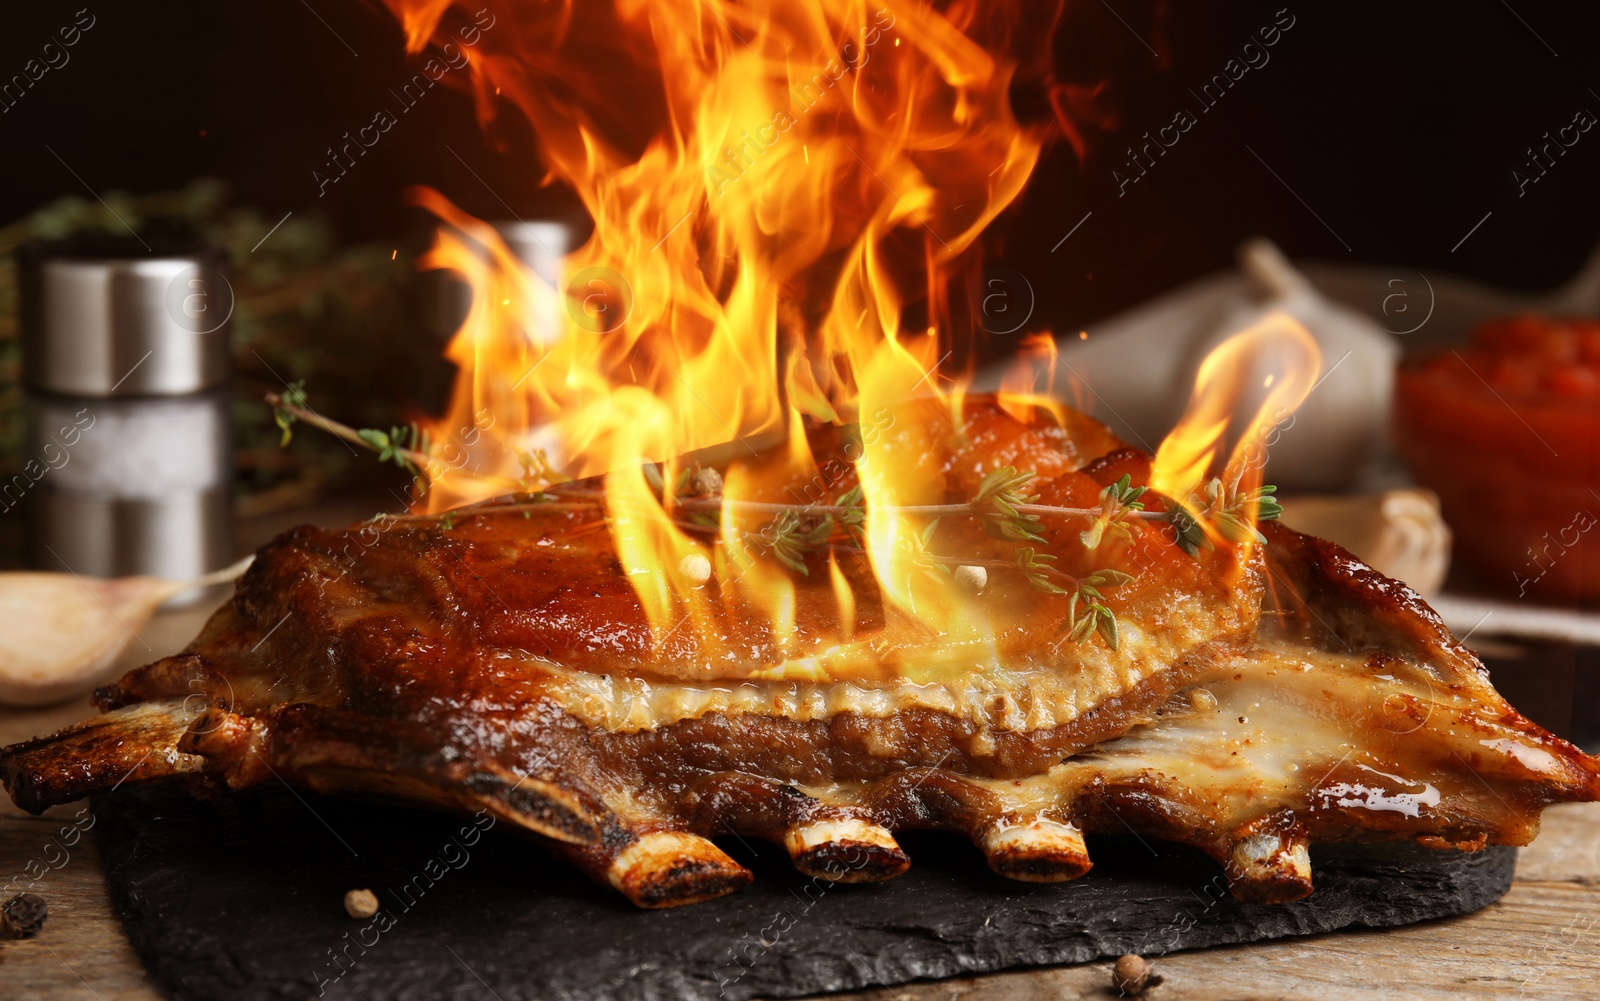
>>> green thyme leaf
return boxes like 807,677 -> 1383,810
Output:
272,380 -> 309,447
1095,605 -> 1119,650
1081,473 -> 1149,550
834,484 -> 866,541
975,466 -> 1046,543
760,510 -> 835,576
1058,566 -> 1132,649
641,462 -> 665,494
357,427 -> 391,453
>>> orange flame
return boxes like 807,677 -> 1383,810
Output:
377,1 -> 1321,672
997,331 -> 1067,426
1151,312 -> 1322,556
380,0 -> 1064,651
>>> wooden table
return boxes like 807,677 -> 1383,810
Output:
4,499 -> 1599,999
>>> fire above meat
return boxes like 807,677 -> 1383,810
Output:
381,0 -> 1141,656
380,0 -> 1327,667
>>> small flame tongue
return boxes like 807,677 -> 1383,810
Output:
1151,312 -> 1322,548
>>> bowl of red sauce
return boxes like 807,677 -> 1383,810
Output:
1394,315 -> 1600,603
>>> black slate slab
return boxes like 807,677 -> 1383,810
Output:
95,782 -> 1514,1001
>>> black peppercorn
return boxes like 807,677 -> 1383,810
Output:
1,892 -> 48,939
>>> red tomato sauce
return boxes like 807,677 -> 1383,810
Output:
1394,316 -> 1600,603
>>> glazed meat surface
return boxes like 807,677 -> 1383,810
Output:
4,398 -> 1596,907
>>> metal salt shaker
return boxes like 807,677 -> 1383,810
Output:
18,238 -> 233,598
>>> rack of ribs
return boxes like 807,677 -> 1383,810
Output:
5,397 -> 1594,907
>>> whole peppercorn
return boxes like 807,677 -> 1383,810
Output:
677,553 -> 713,586
1,892 -> 48,939
691,467 -> 723,496
343,888 -> 379,919
953,564 -> 988,593
1111,953 -> 1162,995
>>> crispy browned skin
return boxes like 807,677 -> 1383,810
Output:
4,398 -> 1596,908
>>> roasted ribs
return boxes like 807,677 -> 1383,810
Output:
4,397 -> 1596,908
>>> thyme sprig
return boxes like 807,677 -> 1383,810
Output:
1063,569 -> 1136,650
265,388 -> 430,471
760,510 -> 836,574
834,484 -> 866,541
271,380 -> 309,447
974,466 -> 1047,542
357,423 -> 430,474
1170,475 -> 1283,555
1013,546 -> 1065,594
1080,474 -> 1148,550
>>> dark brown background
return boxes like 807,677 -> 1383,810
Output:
2,1 -> 1598,344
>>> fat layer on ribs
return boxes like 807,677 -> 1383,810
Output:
3,398 -> 1596,908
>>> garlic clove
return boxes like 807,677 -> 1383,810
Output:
0,555 -> 253,707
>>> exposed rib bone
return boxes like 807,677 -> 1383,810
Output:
1,699 -> 204,813
980,816 -> 1093,882
784,817 -> 911,882
605,831 -> 752,908
1225,816 -> 1314,903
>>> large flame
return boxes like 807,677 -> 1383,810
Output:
398,0 -> 1049,492
382,0 -> 1063,648
376,0 -> 1321,670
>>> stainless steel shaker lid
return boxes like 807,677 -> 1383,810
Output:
20,236 -> 232,398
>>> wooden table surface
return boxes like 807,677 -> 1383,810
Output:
3,501 -> 1599,999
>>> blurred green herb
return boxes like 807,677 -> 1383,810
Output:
0,179 -> 443,519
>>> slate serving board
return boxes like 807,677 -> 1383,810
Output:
95,782 -> 1514,1001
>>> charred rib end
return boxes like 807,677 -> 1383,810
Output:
606,831 -> 752,908
1,700 -> 203,814
785,817 -> 911,882
1226,820 -> 1314,904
